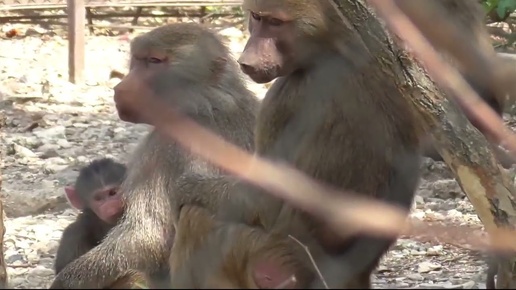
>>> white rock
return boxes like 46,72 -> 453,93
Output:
417,261 -> 442,273
33,126 -> 67,140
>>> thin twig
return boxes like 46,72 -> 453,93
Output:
288,235 -> 329,289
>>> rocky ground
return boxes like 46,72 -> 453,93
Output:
0,15 -> 514,289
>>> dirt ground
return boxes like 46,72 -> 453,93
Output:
0,11 -> 515,289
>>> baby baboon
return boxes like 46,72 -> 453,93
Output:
55,158 -> 126,274
55,158 -> 148,289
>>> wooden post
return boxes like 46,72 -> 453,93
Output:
67,0 -> 86,84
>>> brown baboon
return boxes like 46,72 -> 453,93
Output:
55,158 -> 126,274
232,0 -> 423,287
49,23 -> 259,289
55,158 -> 148,289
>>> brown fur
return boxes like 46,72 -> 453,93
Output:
169,205 -> 317,289
49,23 -> 259,289
228,0 -> 422,288
54,158 -> 126,275
108,270 -> 149,289
154,0 -> 422,287
486,258 -> 497,289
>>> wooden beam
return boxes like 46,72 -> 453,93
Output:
67,0 -> 85,84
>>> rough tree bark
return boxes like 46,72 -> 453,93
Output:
331,0 -> 516,288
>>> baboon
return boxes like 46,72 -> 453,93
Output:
55,158 -> 148,289
232,0 -> 423,288
49,23 -> 259,288
55,158 -> 126,274
107,270 -> 148,289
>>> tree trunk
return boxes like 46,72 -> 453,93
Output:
332,0 -> 516,287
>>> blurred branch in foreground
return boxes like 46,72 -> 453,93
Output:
390,0 -> 516,152
134,87 -> 516,253
113,0 -> 516,254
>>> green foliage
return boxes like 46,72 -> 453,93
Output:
204,5 -> 244,16
482,0 -> 516,19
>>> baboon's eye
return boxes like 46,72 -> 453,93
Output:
250,12 -> 261,21
269,18 -> 284,26
148,57 -> 164,64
